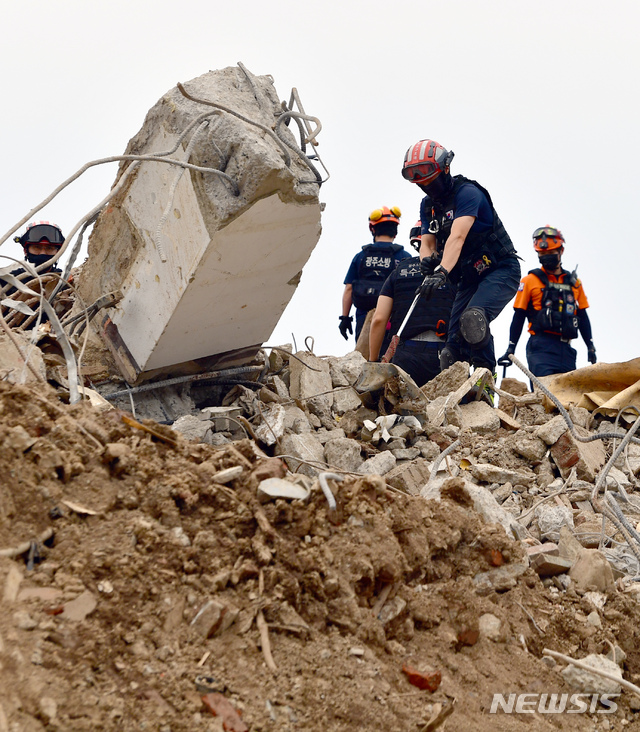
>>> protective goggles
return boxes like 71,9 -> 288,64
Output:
401,162 -> 440,184
532,226 -> 561,241
369,206 -> 401,222
18,224 -> 64,246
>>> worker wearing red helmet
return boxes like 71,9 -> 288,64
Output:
401,139 -> 521,380
498,226 -> 596,376
340,206 -> 411,342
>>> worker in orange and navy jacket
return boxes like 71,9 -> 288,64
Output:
498,226 -> 596,377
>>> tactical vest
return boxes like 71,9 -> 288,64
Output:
425,176 -> 516,285
351,242 -> 404,311
527,268 -> 579,339
388,257 -> 454,340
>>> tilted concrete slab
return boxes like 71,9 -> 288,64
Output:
77,65 -> 322,382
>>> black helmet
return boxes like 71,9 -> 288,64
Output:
14,221 -> 65,248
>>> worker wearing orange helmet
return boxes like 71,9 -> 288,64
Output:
340,206 -> 411,342
498,226 -> 595,376
401,139 -> 520,377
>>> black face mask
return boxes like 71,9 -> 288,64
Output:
25,253 -> 55,268
418,172 -> 453,201
539,253 -> 561,270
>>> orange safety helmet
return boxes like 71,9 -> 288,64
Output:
402,139 -> 454,185
532,225 -> 564,253
368,205 -> 401,233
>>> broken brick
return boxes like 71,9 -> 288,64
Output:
201,693 -> 248,732
402,663 -> 441,692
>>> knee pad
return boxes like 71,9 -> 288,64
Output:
439,345 -> 457,371
460,306 -> 490,347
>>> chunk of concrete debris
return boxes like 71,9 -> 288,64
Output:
473,562 -> 528,593
0,331 -> 47,384
536,504 -> 574,537
508,431 -> 548,463
534,415 -> 569,445
458,401 -> 501,433
77,65 -> 321,381
254,404 -> 286,446
478,613 -> 503,641
323,438 -> 363,473
470,464 -> 535,486
529,553 -> 573,577
561,653 -> 622,695
276,433 -> 325,478
549,427 -> 606,482
328,351 -> 366,387
385,460 -> 433,495
359,452 -> 397,476
61,590 -> 97,621
171,415 -> 212,443
569,549 -> 616,594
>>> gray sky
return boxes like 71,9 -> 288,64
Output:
2,0 -> 638,373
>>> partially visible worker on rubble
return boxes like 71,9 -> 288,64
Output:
12,221 -> 64,276
497,226 -> 596,377
339,206 -> 411,343
401,139 -> 521,387
369,221 -> 455,386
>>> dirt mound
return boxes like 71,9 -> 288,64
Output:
1,381 -> 640,731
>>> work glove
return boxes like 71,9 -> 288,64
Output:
419,253 -> 441,277
338,315 -> 353,340
497,342 -> 516,368
587,344 -> 597,364
417,266 -> 448,301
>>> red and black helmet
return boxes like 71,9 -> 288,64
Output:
402,140 -> 454,185
532,225 -> 564,253
368,206 -> 401,233
14,221 -> 65,248
409,220 -> 422,251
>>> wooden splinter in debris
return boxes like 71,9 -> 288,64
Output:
257,569 -> 277,673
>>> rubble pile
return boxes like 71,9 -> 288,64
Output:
2,348 -> 640,730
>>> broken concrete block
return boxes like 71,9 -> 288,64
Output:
60,591 -> 97,621
332,386 -> 363,415
282,405 -> 313,434
530,553 -> 573,576
315,428 -> 346,445
478,613 -> 503,641
549,426 -> 606,482
534,415 -> 569,445
473,561 -> 528,593
391,447 -> 421,461
323,438 -> 363,473
191,599 -> 226,638
508,430 -> 548,463
557,525 -> 584,562
413,438 -> 441,461
561,653 -> 622,695
536,504 -> 574,536
470,463 -> 535,486
276,433 -> 325,478
385,459 -> 433,495
0,331 -> 47,385
458,401 -> 501,434
290,351 -> 333,403
421,361 -> 470,401
328,351 -> 366,387
463,481 -> 520,537
78,66 -> 321,381
526,542 -> 559,558
569,549 -> 616,593
171,415 -> 212,443
359,452 -> 397,476
254,404 -> 286,446
494,408 -> 521,431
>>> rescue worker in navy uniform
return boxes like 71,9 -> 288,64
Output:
401,139 -> 521,380
498,226 -> 596,377
339,206 -> 411,342
369,221 -> 455,386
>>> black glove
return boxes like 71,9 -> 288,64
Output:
338,315 -> 353,340
497,342 -> 516,368
419,253 -> 441,277
588,346 -> 597,364
418,266 -> 448,301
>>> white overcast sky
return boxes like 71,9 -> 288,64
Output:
1,0 -> 637,375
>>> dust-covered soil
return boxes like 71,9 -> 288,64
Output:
2,381 -> 640,731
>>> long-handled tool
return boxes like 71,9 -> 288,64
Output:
381,281 -> 425,363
